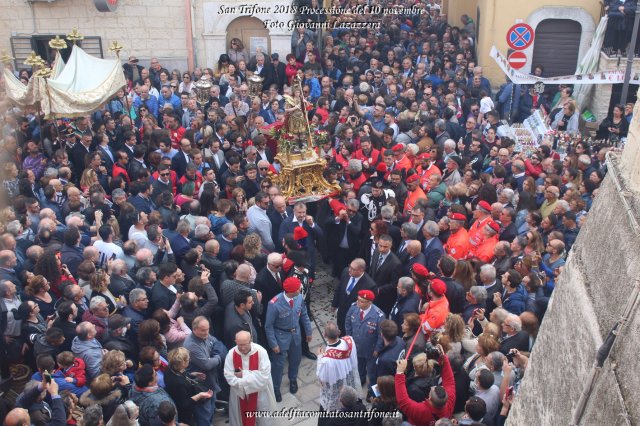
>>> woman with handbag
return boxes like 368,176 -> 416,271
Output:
164,347 -> 214,426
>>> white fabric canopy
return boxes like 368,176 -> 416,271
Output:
3,45 -> 125,118
574,16 -> 609,109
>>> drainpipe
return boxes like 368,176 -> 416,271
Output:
184,0 -> 195,70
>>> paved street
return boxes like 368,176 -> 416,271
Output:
215,261 -> 339,425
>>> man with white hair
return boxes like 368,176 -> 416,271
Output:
223,330 -> 276,424
498,314 -> 530,355
81,296 -> 110,341
254,253 -> 284,318
108,259 -> 136,301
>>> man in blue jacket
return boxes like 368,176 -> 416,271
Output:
494,269 -> 528,316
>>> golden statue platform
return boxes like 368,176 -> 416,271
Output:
271,149 -> 340,203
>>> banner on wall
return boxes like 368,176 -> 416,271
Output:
490,46 -> 640,85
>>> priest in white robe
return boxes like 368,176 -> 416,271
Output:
224,331 -> 277,425
316,321 -> 362,417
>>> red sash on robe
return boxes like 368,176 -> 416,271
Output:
233,349 -> 260,426
323,336 -> 353,360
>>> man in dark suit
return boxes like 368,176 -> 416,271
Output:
499,314 -> 530,355
150,262 -> 180,312
331,258 -> 375,335
127,145 -> 148,182
479,264 -> 503,316
395,222 -> 418,263
421,220 -> 445,273
200,239 -> 224,292
368,235 -> 401,315
171,138 -> 192,178
499,207 -> 518,243
70,132 -> 93,180
216,223 -> 238,262
250,53 -> 274,91
437,255 -> 466,315
402,240 -> 427,277
324,199 -> 363,278
0,250 -> 21,289
269,53 -> 287,92
169,220 -> 193,265
381,205 -> 402,250
278,201 -> 323,278
129,181 -> 154,215
253,253 -> 284,320
267,195 -> 290,252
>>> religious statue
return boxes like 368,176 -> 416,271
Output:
283,75 -> 312,151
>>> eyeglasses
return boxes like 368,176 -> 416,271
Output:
140,108 -> 147,112
183,76 -> 190,79
471,109 -> 479,113
160,172 -> 170,177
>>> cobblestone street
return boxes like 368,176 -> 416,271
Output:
215,261 -> 339,425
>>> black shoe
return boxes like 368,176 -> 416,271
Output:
303,350 -> 318,360
275,391 -> 282,402
290,379 -> 298,394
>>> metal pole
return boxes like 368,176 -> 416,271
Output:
621,1 -> 640,105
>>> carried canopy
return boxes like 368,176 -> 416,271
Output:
3,45 -> 126,118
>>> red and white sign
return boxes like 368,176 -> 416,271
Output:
506,23 -> 535,50
508,51 -> 527,70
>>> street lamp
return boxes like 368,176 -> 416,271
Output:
193,77 -> 212,108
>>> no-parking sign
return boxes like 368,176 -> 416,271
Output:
506,23 -> 535,50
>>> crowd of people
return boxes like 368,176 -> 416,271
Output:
0,0 -> 616,425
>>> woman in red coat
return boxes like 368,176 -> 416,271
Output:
285,54 -> 302,85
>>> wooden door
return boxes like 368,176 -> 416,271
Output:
227,17 -> 271,57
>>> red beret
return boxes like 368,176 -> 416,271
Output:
430,278 -> 447,296
412,263 -> 429,277
406,174 -> 419,184
391,144 -> 404,152
283,277 -> 301,293
417,152 -> 430,160
487,221 -> 501,233
293,226 -> 308,240
477,200 -> 491,212
358,289 -> 376,301
329,199 -> 347,216
376,162 -> 387,173
450,212 -> 466,221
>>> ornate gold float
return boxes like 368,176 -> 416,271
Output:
268,76 -> 339,203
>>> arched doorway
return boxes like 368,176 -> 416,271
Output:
227,17 -> 271,57
531,19 -> 582,77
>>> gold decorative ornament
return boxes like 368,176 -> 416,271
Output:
24,51 -> 43,67
34,67 -> 52,79
48,35 -> 67,51
0,52 -> 14,65
66,28 -> 84,44
108,41 -> 123,57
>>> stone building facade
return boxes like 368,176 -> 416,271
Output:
1,0 -> 293,74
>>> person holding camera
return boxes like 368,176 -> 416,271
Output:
394,343 -> 456,425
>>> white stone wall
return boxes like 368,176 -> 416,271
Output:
1,0 -> 189,71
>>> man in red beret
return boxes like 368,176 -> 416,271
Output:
264,276 -> 313,402
420,278 -> 450,337
392,144 -> 412,174
403,173 -> 426,215
468,200 -> 493,248
470,221 -> 501,263
415,152 -> 441,191
444,212 -> 470,260
344,289 -> 385,387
